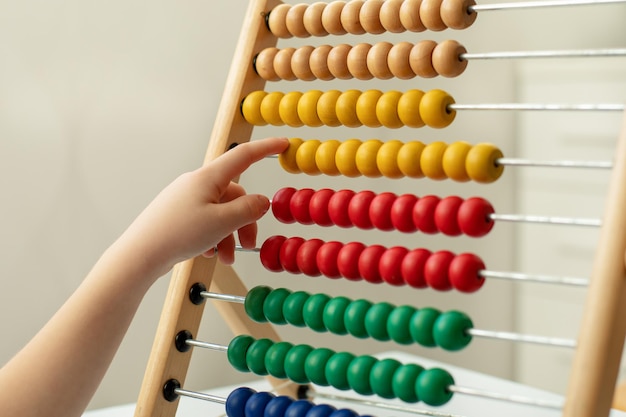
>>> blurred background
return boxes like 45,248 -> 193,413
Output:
0,0 -> 624,411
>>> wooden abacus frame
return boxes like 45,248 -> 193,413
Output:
133,1 -> 626,417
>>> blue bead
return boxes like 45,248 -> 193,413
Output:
264,396 -> 294,417
226,387 -> 256,417
329,409 -> 358,417
284,400 -> 314,417
305,404 -> 336,417
245,392 -> 276,417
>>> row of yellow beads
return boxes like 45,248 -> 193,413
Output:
241,89 -> 456,129
278,138 -> 504,183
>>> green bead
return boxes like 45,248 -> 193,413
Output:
304,347 -> 335,386
415,368 -> 454,406
284,344 -> 314,384
410,307 -> 441,347
323,296 -> 352,335
245,286 -> 272,322
346,355 -> 378,395
387,305 -> 417,345
263,288 -> 292,325
303,293 -> 331,332
392,364 -> 423,403
344,299 -> 373,338
227,335 -> 255,372
370,358 -> 402,399
246,338 -> 274,375
265,341 -> 293,378
433,310 -> 473,351
283,291 -> 311,327
364,302 -> 395,341
325,352 -> 355,390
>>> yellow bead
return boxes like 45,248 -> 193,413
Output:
397,141 -> 426,178
335,139 -> 362,177
260,92 -> 285,126
297,90 -> 324,127
420,141 -> 448,180
356,89 -> 383,127
317,90 -> 342,127
279,91 -> 304,127
355,139 -> 383,177
419,89 -> 456,128
376,90 -> 403,128
336,90 -> 363,127
315,139 -> 342,176
278,138 -> 304,173
296,140 -> 322,175
466,143 -> 504,183
241,91 -> 268,126
397,89 -> 425,128
442,141 -> 472,182
376,140 -> 404,178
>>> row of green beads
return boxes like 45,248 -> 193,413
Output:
227,334 -> 454,406
244,285 -> 473,351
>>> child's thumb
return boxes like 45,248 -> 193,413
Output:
217,194 -> 271,232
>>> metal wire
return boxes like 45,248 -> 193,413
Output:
489,213 -> 601,227
449,103 -> 625,111
448,385 -> 564,409
469,0 -> 626,12
467,329 -> 576,347
496,158 -> 612,169
479,270 -> 589,286
174,388 -> 227,404
461,48 -> 626,60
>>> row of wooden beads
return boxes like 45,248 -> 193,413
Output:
241,89 -> 456,129
266,0 -> 476,39
255,40 -> 467,82
278,138 -> 504,183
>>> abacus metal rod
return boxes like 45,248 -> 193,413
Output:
469,0 -> 626,12
461,48 -> 626,60
489,213 -> 601,227
479,270 -> 589,286
173,387 -> 226,404
448,103 -> 625,111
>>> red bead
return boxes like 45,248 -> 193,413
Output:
348,190 -> 376,229
296,238 -> 325,276
328,189 -> 356,228
434,196 -> 463,236
309,188 -> 335,226
449,252 -> 486,293
379,246 -> 409,286
369,192 -> 397,231
458,197 -> 495,237
271,187 -> 297,223
400,248 -> 431,288
412,195 -> 440,234
390,194 -> 418,233
424,250 -> 455,291
279,236 -> 305,273
290,188 -> 316,225
260,235 -> 287,272
316,241 -> 344,278
337,242 -> 366,280
358,244 -> 387,283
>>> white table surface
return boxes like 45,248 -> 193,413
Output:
84,351 -> 626,417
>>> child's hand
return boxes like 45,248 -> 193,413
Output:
117,137 -> 289,278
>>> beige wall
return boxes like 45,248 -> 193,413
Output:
0,0 -> 623,411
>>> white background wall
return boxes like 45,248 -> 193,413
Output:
0,0 -> 624,412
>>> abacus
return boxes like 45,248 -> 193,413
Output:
133,1 -> 626,417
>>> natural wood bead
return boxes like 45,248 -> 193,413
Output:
274,47 -> 298,81
322,1 -> 348,35
286,3 -> 311,37
380,0 -> 405,33
255,47 -> 280,81
367,41 -> 394,80
441,0 -> 477,29
340,0 -> 366,35
303,2 -> 329,36
310,45 -> 335,81
409,41 -> 438,78
267,4 -> 292,38
399,0 -> 426,32
328,44 -> 353,80
420,0 -> 447,31
432,40 -> 467,77
360,0 -> 385,34
292,46 -> 316,81
388,42 -> 415,80
347,43 -> 373,80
